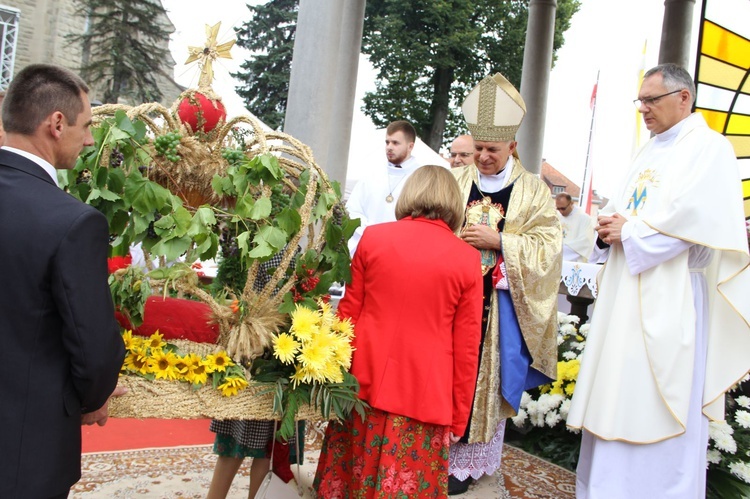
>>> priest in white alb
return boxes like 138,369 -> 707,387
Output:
555,192 -> 595,262
567,63 -> 750,498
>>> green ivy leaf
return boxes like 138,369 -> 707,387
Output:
114,110 -> 137,136
234,196 -> 255,219
188,207 -> 217,237
249,196 -> 272,220
124,174 -> 171,215
149,235 -> 192,261
276,207 -> 302,235
132,120 -> 147,141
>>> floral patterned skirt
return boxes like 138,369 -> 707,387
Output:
313,407 -> 450,498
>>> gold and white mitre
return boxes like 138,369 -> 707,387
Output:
462,73 -> 526,142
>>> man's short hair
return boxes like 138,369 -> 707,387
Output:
395,165 -> 464,232
556,192 -> 572,203
2,64 -> 89,135
644,63 -> 695,106
386,120 -> 417,144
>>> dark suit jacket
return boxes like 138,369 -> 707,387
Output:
0,149 -> 125,498
339,216 -> 483,435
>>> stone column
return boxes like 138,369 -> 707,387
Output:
516,0 -> 557,175
325,0 -> 366,186
283,0 -> 365,187
658,0 -> 696,68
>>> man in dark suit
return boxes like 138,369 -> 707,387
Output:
0,64 -> 125,498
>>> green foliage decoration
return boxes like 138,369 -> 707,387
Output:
61,109 -> 359,346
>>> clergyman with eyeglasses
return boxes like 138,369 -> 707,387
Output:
567,63 -> 750,497
449,134 -> 474,168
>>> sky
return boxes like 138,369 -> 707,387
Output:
160,0 -> 720,199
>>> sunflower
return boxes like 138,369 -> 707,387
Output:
273,333 -> 300,364
121,330 -> 142,351
146,331 -> 166,351
173,355 -> 191,379
217,376 -> 249,397
184,353 -> 209,385
148,349 -> 180,380
205,351 -> 234,373
123,346 -> 150,375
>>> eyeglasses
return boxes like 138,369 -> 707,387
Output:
556,204 -> 572,212
633,89 -> 683,109
450,152 -> 473,158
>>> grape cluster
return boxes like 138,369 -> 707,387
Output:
146,212 -> 162,239
154,132 -> 182,162
221,148 -> 246,166
109,148 -> 124,168
270,184 -> 291,217
219,226 -> 240,258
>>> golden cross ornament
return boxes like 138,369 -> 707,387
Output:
185,22 -> 236,88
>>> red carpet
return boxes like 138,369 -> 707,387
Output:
81,418 -> 215,453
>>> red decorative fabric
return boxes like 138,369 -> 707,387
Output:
115,296 -> 219,343
314,407 -> 450,498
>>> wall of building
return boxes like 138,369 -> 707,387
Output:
0,0 -> 181,106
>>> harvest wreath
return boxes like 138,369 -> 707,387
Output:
60,26 -> 364,436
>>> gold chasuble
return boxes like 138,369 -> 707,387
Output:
567,113 -> 750,443
453,160 -> 561,443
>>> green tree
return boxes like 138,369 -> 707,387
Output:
233,0 -> 579,148
232,0 -> 299,130
362,0 -> 580,150
69,0 -> 173,104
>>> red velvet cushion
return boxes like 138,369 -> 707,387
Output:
116,296 -> 220,343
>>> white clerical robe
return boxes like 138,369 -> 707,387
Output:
559,205 -> 595,262
567,113 -> 750,498
345,155 -> 422,256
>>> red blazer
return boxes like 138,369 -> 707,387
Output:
339,216 -> 482,435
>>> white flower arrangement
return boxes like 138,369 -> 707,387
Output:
511,312 -> 750,495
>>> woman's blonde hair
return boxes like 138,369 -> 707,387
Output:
395,165 -> 465,232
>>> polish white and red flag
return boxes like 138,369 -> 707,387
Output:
579,80 -> 597,215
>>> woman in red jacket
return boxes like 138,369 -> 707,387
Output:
314,165 -> 483,498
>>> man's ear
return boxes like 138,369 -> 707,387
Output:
48,111 -> 65,139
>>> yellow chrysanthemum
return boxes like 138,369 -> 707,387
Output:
205,351 -> 234,373
290,365 -> 311,388
217,376 -> 249,397
290,305 -> 321,342
297,334 -> 335,375
123,347 -> 150,375
273,333 -> 300,364
331,317 -> 355,339
330,334 -> 353,370
318,301 -> 335,329
564,381 -> 576,396
121,330 -> 142,351
184,353 -> 209,385
549,384 -> 564,396
148,349 -> 180,380
319,359 -> 344,383
146,331 -> 166,351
